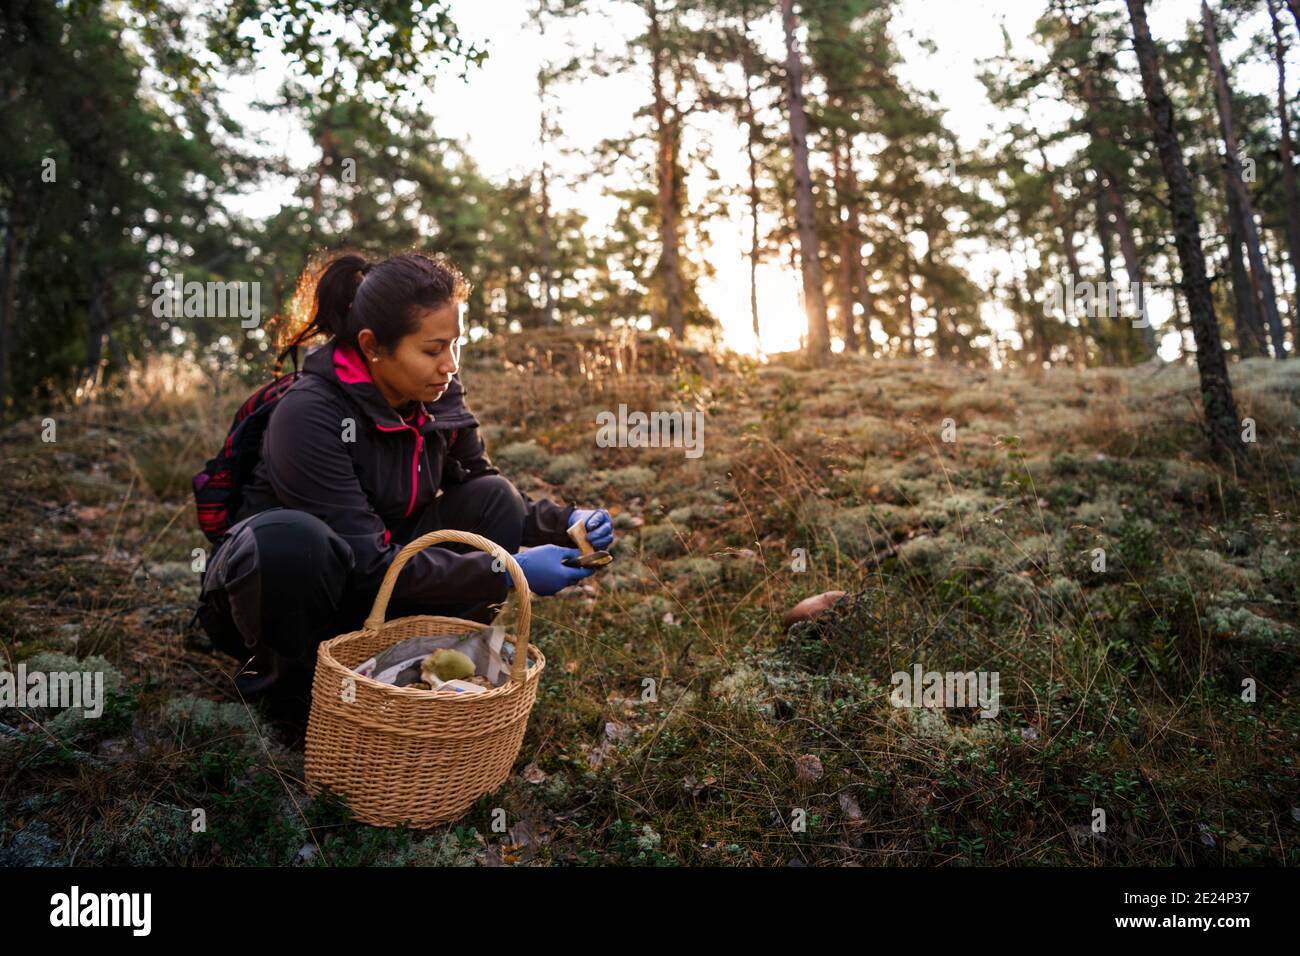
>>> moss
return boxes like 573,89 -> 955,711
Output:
1073,497 -> 1125,528
605,559 -> 653,591
604,465 -> 657,495
826,504 -> 907,557
161,695 -> 263,736
544,453 -> 588,485
496,440 -> 549,472
1204,606 -> 1298,646
949,544 -> 999,575
639,524 -> 684,557
631,595 -> 675,624
715,662 -> 767,707
1177,549 -> 1262,595
1159,460 -> 1216,504
21,651 -> 126,738
897,536 -> 951,576
665,557 -> 722,583
1047,577 -> 1083,603
991,571 -> 1040,603
85,801 -> 195,866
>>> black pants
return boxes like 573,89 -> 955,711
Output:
196,475 -> 527,692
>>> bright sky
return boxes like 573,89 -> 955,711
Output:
224,0 -> 1293,359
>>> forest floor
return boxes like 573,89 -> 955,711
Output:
2,332 -> 1299,866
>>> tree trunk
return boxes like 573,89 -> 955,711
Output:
537,15 -> 556,327
741,5 -> 762,354
1005,239 -> 1036,366
0,210 -> 19,413
1199,102 -> 1269,358
1039,145 -> 1099,360
1104,179 -> 1157,356
312,122 -> 335,220
1126,0 -> 1242,464
1096,182 -> 1117,290
538,161 -> 554,326
1203,0 -> 1287,359
82,265 -> 113,395
779,0 -> 830,360
847,139 -> 873,353
832,128 -> 858,351
1225,164 -> 1268,356
1063,12 -> 1159,358
899,227 -> 916,357
1268,0 -> 1300,318
924,238 -> 947,360
1094,182 -> 1118,363
648,0 -> 685,339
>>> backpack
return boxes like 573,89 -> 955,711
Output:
192,371 -> 302,542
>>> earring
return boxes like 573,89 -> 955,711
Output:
370,356 -> 378,362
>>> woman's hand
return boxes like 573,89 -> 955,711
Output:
570,508 -> 614,550
502,545 -> 595,596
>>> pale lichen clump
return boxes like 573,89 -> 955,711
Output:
20,651 -> 125,738
496,439 -> 549,472
1203,606 -> 1298,646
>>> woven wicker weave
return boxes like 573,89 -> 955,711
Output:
304,529 -> 544,828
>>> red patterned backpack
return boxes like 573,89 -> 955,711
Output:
192,372 -> 302,541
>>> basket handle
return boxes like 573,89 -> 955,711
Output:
364,530 -> 533,684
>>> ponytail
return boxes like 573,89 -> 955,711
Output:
275,249 -> 469,372
276,253 -> 369,371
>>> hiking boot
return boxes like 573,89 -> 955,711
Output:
233,648 -> 285,699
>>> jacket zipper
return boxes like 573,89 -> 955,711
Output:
373,420 -> 424,518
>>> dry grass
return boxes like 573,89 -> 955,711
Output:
2,335 -> 1298,865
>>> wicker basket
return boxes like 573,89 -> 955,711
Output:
303,529 -> 545,828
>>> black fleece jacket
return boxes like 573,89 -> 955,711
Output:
237,341 -> 576,607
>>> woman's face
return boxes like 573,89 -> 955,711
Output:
359,302 -> 462,407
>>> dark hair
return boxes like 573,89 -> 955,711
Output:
276,251 -> 470,370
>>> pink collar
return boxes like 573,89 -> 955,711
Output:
333,343 -> 372,385
334,343 -> 428,427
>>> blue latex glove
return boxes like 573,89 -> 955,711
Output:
500,545 -> 594,596
570,508 -> 614,550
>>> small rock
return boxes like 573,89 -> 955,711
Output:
783,591 -> 847,629
1068,824 -> 1104,845
838,791 -> 863,821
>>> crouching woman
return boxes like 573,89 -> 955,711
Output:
195,252 -> 613,700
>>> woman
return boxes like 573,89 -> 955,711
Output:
196,251 -> 613,702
